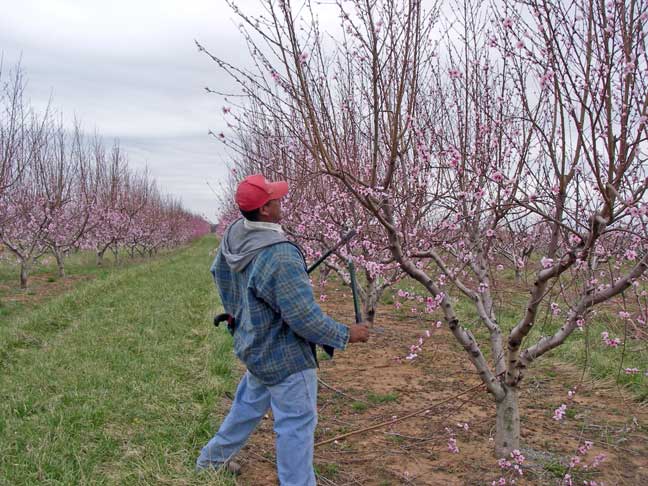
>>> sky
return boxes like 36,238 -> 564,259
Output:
0,0 -> 265,222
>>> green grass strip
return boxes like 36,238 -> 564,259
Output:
0,236 -> 237,485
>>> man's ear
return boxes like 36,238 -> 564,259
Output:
258,202 -> 271,217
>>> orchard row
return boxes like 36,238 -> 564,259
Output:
0,65 -> 210,288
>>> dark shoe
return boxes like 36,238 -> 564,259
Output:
196,459 -> 242,476
224,460 -> 242,475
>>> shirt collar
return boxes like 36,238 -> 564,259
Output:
243,218 -> 284,233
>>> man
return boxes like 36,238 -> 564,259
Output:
196,174 -> 370,485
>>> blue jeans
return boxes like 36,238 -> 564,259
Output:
196,368 -> 318,486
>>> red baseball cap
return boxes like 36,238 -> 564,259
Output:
235,174 -> 289,211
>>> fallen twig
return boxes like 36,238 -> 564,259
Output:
315,381 -> 485,448
318,378 -> 368,404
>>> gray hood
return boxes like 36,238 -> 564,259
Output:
221,218 -> 289,272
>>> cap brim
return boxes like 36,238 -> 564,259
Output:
267,180 -> 289,200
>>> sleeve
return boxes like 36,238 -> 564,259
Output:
211,249 -> 235,315
255,244 -> 350,350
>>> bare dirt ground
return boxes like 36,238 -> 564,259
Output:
224,289 -> 648,485
0,274 -> 93,305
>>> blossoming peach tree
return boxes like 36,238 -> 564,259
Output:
201,0 -> 648,459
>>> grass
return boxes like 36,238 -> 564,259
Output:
0,236 -> 238,485
0,246 -> 176,323
366,392 -> 399,404
315,462 -> 339,478
351,402 -> 368,412
564,408 -> 577,420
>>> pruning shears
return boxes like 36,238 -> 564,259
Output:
347,257 -> 363,324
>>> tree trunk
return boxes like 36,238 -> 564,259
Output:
20,261 -> 30,289
96,249 -> 105,266
362,274 -> 386,325
53,249 -> 66,277
495,385 -> 520,458
111,246 -> 120,265
364,305 -> 376,323
363,284 -> 381,324
318,265 -> 331,289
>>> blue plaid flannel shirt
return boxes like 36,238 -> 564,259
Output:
211,241 -> 350,385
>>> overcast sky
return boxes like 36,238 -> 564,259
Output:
0,0 -> 269,222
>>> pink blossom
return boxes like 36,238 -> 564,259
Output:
553,403 -> 567,421
550,302 -> 561,316
568,456 -> 581,468
511,449 -> 525,465
578,440 -> 593,455
590,453 -> 606,468
541,257 -> 554,269
448,68 -> 461,79
448,437 -> 459,453
495,449 -> 525,484
601,331 -> 621,347
498,458 -> 511,469
569,234 -> 582,246
624,249 -> 637,261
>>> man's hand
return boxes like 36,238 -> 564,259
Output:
348,323 -> 370,343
